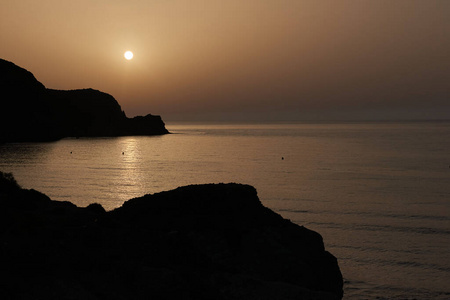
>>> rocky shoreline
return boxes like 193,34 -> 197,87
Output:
0,172 -> 343,299
0,59 -> 169,143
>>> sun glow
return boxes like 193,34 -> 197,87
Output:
124,51 -> 133,60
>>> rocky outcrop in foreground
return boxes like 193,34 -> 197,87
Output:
0,59 -> 168,142
0,172 -> 343,299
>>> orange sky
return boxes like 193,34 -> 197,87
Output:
1,0 -> 449,121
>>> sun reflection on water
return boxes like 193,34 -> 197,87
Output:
109,137 -> 145,204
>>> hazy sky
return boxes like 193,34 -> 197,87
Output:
1,0 -> 449,121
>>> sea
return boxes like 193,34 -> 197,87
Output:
0,121 -> 449,299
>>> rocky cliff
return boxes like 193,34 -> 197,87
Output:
0,59 -> 168,142
0,172 -> 343,300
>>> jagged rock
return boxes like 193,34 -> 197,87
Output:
0,59 -> 168,142
0,172 -> 343,299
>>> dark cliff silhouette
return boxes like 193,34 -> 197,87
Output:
0,172 -> 343,300
0,59 -> 168,142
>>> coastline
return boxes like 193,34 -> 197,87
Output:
0,172 -> 343,299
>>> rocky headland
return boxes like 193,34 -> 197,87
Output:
0,59 -> 168,142
0,172 -> 343,299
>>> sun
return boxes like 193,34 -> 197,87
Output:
124,51 -> 134,60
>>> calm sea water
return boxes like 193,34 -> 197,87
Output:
1,122 -> 449,299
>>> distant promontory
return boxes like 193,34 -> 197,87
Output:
0,58 -> 169,142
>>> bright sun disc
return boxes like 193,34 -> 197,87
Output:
124,51 -> 133,60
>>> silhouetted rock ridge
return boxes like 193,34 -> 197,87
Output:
0,58 -> 168,142
0,172 -> 343,300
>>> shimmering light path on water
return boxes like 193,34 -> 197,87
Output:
1,122 -> 449,299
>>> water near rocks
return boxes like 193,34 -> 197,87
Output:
1,121 -> 449,299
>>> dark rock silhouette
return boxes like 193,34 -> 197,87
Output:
0,172 -> 343,299
0,59 -> 168,142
